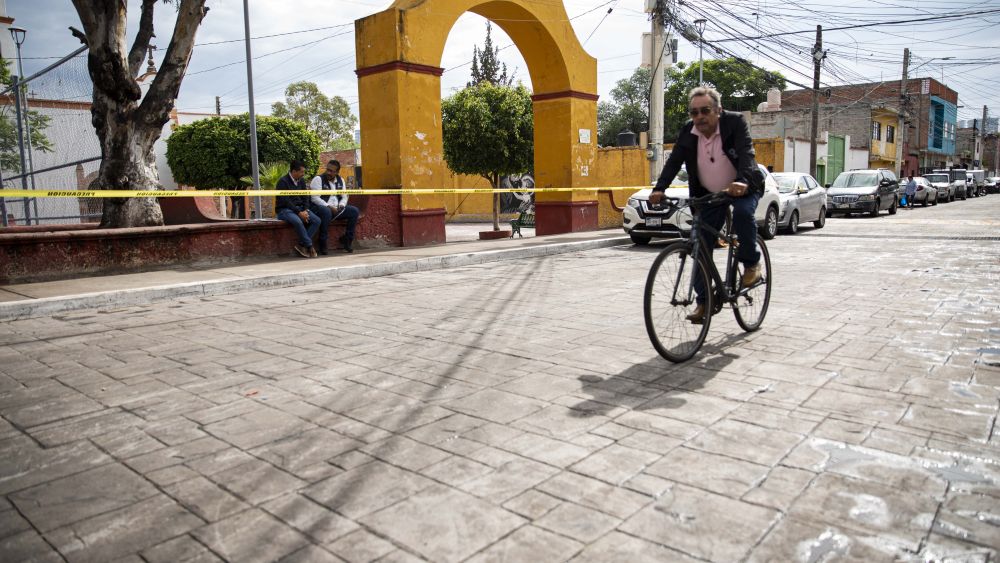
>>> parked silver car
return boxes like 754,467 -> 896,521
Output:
924,172 -> 953,202
771,172 -> 827,233
910,177 -> 938,206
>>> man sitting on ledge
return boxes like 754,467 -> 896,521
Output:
310,159 -> 359,253
276,160 -> 320,258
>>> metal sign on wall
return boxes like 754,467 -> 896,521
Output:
921,79 -> 930,95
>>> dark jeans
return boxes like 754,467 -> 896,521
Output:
310,205 -> 361,243
277,208 -> 320,248
309,204 -> 331,248
693,192 -> 760,304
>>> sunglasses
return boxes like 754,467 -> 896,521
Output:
689,106 -> 715,117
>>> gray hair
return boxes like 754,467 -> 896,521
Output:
688,86 -> 722,108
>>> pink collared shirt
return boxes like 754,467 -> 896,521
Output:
692,125 -> 738,193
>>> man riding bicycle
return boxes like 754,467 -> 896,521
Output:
648,86 -> 766,324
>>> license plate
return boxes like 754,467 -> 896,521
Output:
646,217 -> 662,227
836,203 -> 850,209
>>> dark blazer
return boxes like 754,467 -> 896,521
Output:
275,174 -> 309,213
653,110 -> 764,199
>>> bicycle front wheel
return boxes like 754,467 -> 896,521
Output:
733,235 -> 772,332
644,243 -> 713,363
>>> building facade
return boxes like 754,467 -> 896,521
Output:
750,96 -> 885,183
778,78 -> 959,176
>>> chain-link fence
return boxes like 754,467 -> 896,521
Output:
1,45 -> 102,227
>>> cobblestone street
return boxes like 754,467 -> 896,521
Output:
2,197 -> 999,562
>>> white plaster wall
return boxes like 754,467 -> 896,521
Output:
847,148 -> 870,171
782,138 -> 828,173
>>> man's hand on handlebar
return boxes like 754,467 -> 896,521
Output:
725,182 -> 749,197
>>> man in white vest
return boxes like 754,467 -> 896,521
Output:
310,160 -> 360,253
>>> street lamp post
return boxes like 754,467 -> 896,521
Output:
9,26 -> 38,225
693,19 -> 707,85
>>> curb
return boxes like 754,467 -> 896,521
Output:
0,236 -> 631,321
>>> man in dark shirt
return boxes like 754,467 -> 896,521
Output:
276,160 -> 320,258
649,86 -> 765,323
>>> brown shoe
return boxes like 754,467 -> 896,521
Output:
686,304 -> 706,324
294,244 -> 310,258
308,246 -> 318,258
741,263 -> 762,286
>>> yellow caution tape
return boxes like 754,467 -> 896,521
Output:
0,186 -> 648,198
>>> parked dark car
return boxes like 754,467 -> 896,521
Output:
826,169 -> 899,217
986,177 -> 999,195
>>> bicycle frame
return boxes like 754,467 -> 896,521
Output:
663,195 -> 744,309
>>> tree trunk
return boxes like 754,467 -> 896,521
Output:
72,0 -> 208,228
492,172 -> 500,231
92,134 -> 163,227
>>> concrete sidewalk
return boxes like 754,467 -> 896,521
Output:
0,227 -> 627,320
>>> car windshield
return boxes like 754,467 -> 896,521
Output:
924,174 -> 948,183
772,175 -> 798,193
831,172 -> 877,188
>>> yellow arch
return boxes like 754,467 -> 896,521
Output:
356,0 -> 599,244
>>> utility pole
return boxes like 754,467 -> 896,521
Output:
215,96 -> 221,116
995,132 -> 1000,176
895,48 -> 909,176
809,25 -> 822,178
976,105 -> 987,168
648,0 -> 667,182
242,0 -> 262,219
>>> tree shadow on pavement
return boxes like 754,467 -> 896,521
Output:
568,332 -> 749,418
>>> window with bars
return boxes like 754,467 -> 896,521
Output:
872,121 -> 882,141
886,125 -> 895,143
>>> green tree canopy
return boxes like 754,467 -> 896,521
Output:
597,59 -> 786,145
597,67 -> 650,146
663,59 -> 786,140
0,58 -> 53,172
271,81 -> 357,150
468,22 -> 514,87
166,114 -> 321,189
442,82 -> 532,229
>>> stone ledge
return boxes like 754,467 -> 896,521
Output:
0,236 -> 630,320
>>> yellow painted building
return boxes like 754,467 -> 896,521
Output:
869,108 -> 899,170
355,0 -> 602,244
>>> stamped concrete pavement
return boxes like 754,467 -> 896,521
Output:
1,196 -> 999,562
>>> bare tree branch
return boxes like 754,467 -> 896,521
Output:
128,0 -> 157,77
137,0 -> 207,136
69,26 -> 88,45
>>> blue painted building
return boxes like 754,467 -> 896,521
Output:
927,95 -> 957,159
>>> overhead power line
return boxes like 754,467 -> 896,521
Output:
712,8 -> 1000,42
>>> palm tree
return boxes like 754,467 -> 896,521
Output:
241,162 -> 288,218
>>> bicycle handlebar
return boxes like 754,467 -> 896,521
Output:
649,190 -> 731,212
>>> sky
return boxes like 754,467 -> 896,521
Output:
8,0 -> 1000,126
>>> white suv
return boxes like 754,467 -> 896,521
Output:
622,164 -> 782,245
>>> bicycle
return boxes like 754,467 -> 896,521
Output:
643,191 -> 772,363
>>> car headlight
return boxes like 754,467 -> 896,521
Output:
627,198 -> 641,209
857,194 -> 875,201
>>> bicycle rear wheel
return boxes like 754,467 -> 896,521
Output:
732,235 -> 771,332
644,243 -> 713,362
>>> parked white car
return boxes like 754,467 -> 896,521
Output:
771,172 -> 827,234
623,164 -> 782,244
924,172 -> 954,202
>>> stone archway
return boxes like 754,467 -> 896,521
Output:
355,0 -> 598,245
